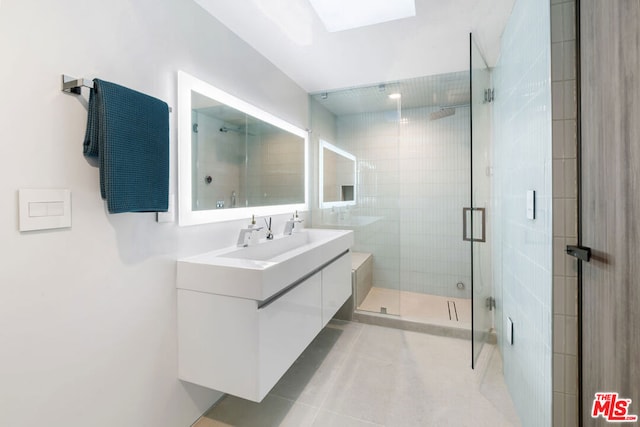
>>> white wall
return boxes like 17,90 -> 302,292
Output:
0,1 -> 308,426
492,0 -> 553,424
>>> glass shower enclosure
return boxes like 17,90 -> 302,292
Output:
470,33 -> 493,367
310,33 -> 493,368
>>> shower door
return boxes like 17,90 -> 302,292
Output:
470,34 -> 493,368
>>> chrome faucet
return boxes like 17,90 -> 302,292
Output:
264,217 -> 273,240
283,212 -> 303,235
236,225 -> 263,247
237,215 -> 263,247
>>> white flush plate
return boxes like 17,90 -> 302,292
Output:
19,189 -> 71,231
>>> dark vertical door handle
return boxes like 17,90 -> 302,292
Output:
566,245 -> 591,262
463,207 -> 486,242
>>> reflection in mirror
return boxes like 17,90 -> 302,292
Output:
319,140 -> 356,208
178,71 -> 308,225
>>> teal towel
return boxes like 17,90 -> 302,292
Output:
83,79 -> 169,213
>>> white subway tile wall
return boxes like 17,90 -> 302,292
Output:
492,0 -> 553,426
335,103 -> 471,298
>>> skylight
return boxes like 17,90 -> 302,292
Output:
308,0 -> 416,32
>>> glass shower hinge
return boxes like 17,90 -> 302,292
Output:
486,296 -> 496,311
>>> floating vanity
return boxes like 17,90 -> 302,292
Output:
176,228 -> 353,402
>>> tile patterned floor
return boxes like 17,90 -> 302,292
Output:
193,320 -> 520,427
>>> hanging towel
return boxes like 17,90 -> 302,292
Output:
83,79 -> 169,213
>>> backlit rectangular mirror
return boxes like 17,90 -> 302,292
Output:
178,71 -> 308,225
319,139 -> 356,208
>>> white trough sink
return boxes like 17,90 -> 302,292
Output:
177,228 -> 354,301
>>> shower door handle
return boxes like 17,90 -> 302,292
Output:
463,207 -> 486,242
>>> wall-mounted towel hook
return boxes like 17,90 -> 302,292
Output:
61,74 -> 94,94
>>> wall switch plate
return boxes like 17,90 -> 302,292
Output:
19,189 -> 71,231
507,317 -> 514,345
526,190 -> 535,220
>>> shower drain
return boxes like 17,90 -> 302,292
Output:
447,301 -> 459,321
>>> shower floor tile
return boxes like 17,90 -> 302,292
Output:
357,286 -> 471,328
193,320 -> 520,427
356,287 -> 401,315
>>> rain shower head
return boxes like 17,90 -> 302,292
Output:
429,103 -> 470,121
429,108 -> 456,121
219,126 -> 255,136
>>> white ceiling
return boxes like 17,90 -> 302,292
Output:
193,0 -> 515,93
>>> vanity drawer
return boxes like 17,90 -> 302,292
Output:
258,271 -> 322,398
177,272 -> 322,402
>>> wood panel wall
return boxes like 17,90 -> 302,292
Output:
580,0 -> 640,424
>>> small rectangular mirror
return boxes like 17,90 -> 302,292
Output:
178,71 -> 308,225
319,140 -> 356,208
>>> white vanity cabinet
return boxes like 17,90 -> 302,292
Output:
321,252 -> 352,326
177,250 -> 351,402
